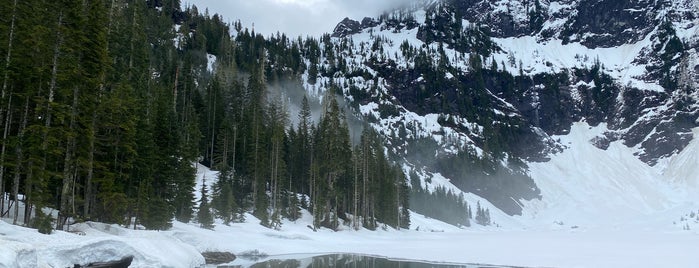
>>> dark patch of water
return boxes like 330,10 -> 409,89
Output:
215,253 -> 526,268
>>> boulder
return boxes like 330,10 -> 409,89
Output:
201,251 -> 236,265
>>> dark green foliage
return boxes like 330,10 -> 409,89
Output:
417,2 -> 499,56
313,96 -> 353,229
350,128 -> 411,230
282,190 -> 302,222
475,201 -> 491,226
435,148 -> 538,216
211,169 -> 238,225
141,197 -> 173,230
652,19 -> 685,91
399,180 -> 411,229
0,0 -> 408,233
97,192 -> 129,225
308,63 -> 318,85
0,0 -> 207,230
32,210 -> 53,235
528,0 -> 545,33
410,174 -> 471,227
197,179 -> 215,229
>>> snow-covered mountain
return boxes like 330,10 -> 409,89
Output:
4,2 -> 699,267
309,0 -> 699,219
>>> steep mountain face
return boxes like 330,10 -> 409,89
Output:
315,0 -> 699,215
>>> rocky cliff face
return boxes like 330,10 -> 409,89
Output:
318,0 -> 699,214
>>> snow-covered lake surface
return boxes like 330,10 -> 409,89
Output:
2,210 -> 698,268
2,123 -> 699,268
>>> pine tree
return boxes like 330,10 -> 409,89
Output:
211,168 -> 237,225
398,176 -> 411,229
294,95 -> 313,195
313,94 -> 352,229
267,92 -> 288,230
143,197 -> 172,230
307,63 -> 318,85
197,177 -> 215,229
247,60 -> 270,227
283,189 -> 302,222
475,201 -> 491,226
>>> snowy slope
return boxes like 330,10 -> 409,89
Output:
662,127 -> 699,196
491,35 -> 664,91
523,122 -> 695,229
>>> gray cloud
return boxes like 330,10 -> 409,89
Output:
183,0 -> 416,37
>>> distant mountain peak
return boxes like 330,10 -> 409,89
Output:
332,17 -> 362,38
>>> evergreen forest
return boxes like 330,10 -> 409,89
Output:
0,0 -> 410,233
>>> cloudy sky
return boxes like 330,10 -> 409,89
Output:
182,0 -> 411,37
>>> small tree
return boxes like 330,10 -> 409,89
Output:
197,178 -> 215,229
475,201 -> 491,226
307,63 -> 318,85
283,190 -> 302,222
141,197 -> 173,230
32,209 -> 53,235
212,169 -> 237,225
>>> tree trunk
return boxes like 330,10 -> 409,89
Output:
252,120 -> 259,206
217,129 -> 227,169
1,0 -> 19,127
12,96 -> 29,225
0,93 -> 12,217
58,86 -> 79,230
208,86 -> 216,165
23,163 -> 33,224
107,0 -> 116,34
0,0 -> 19,216
48,13 -> 63,115
362,140 -> 368,227
127,4 -> 137,78
270,142 -> 276,213
309,156 -> 317,229
324,174 -> 332,228
84,102 -> 97,218
353,155 -> 359,230
396,176 -> 400,229
173,66 -> 179,112
232,126 -> 236,172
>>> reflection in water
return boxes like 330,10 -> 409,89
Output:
223,253 -> 518,268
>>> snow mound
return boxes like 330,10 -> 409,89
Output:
40,240 -> 143,268
0,220 -> 204,268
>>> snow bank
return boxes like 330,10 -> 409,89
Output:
0,220 -> 204,268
